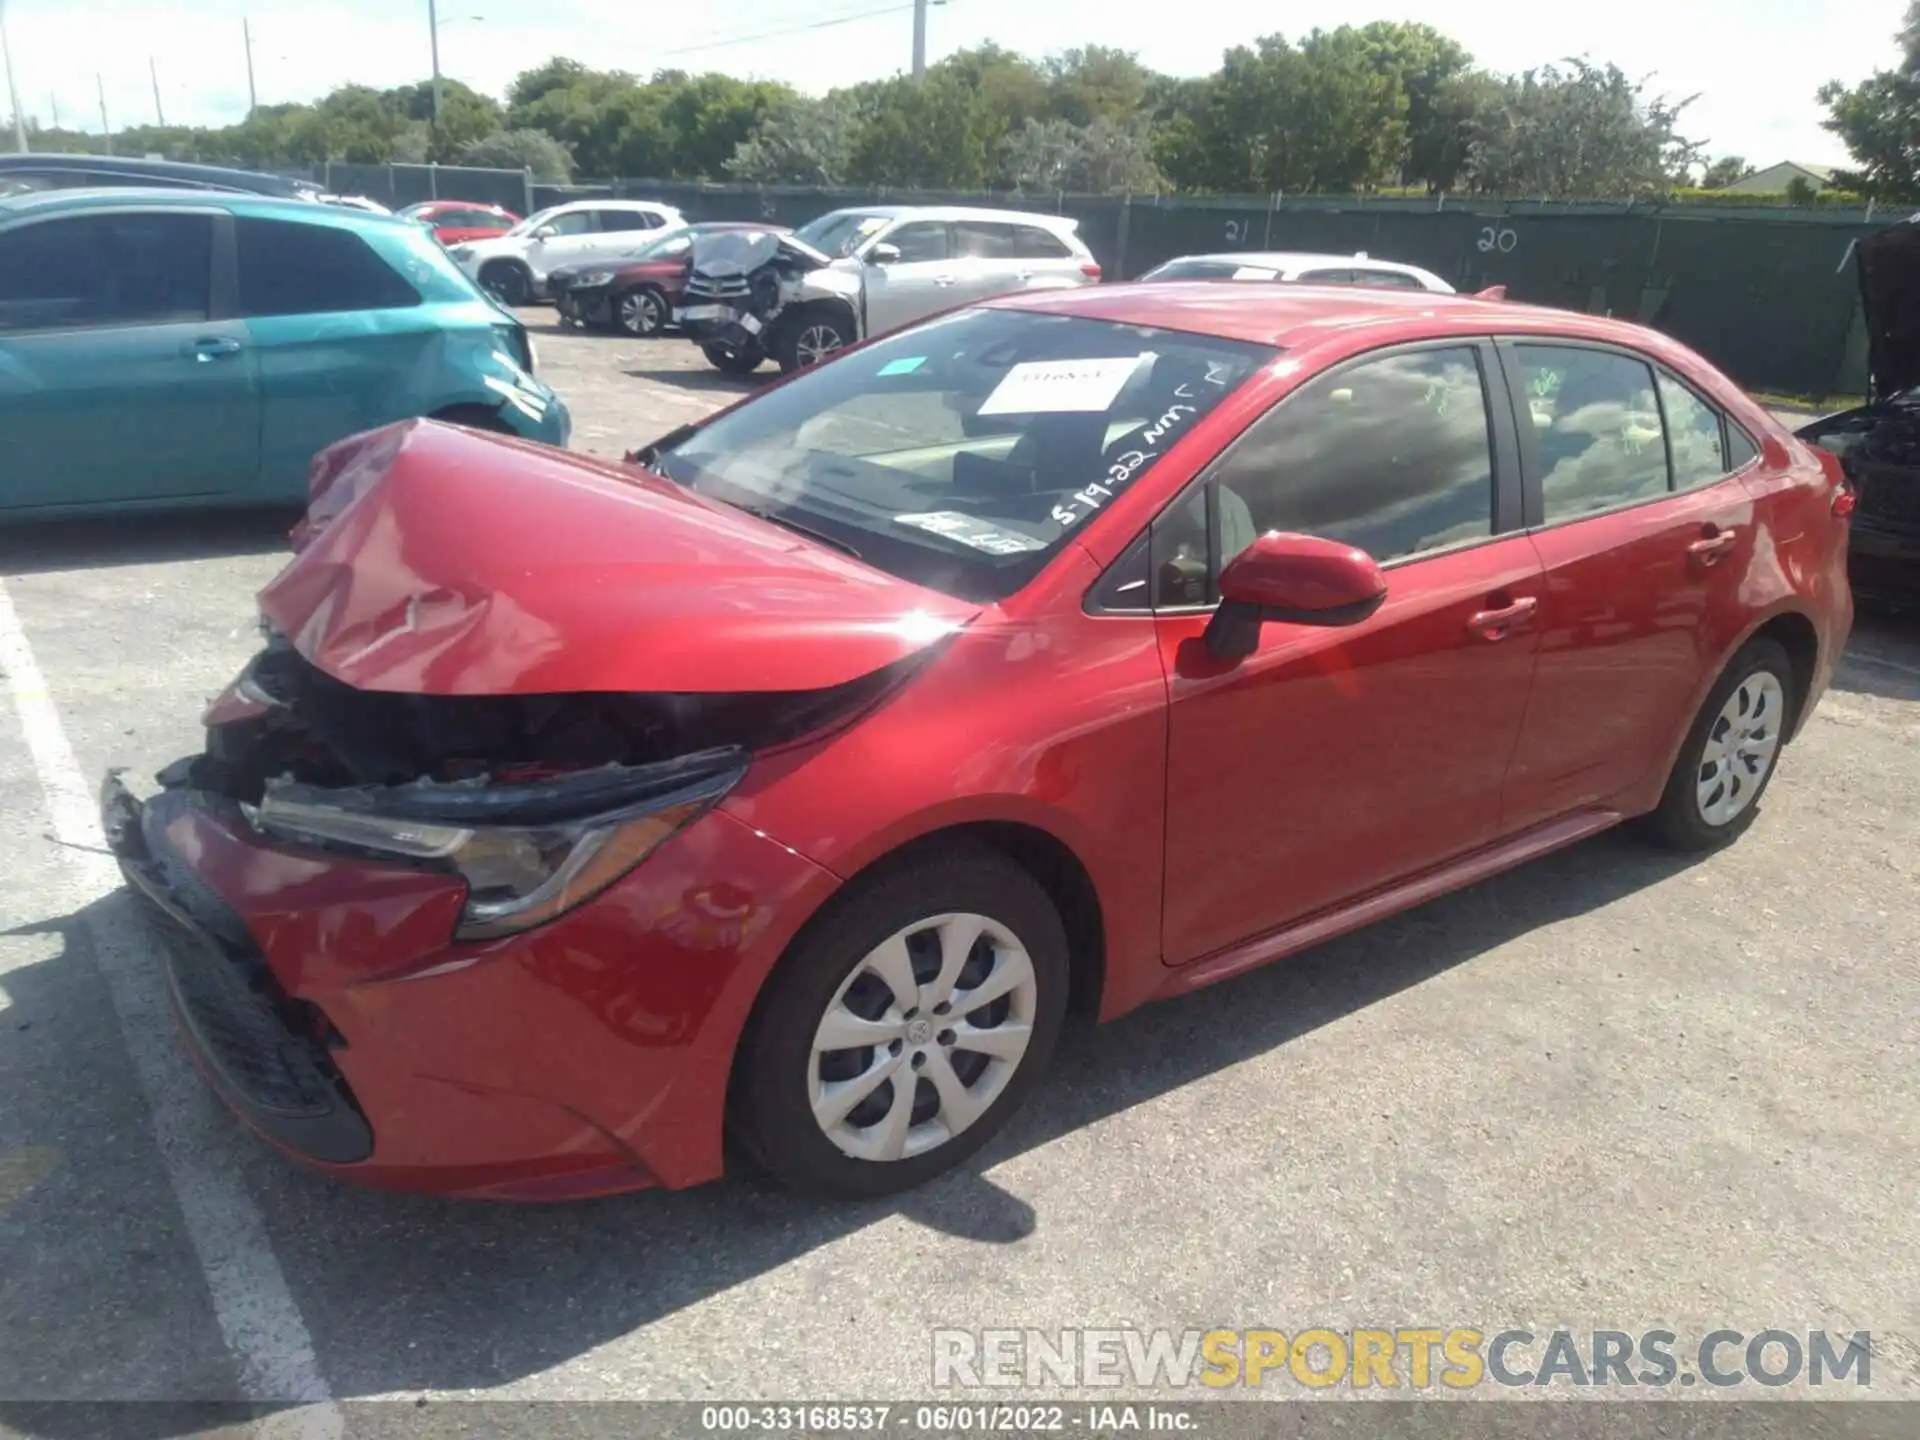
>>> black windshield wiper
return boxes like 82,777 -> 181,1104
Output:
626,423 -> 699,470
730,502 -> 864,560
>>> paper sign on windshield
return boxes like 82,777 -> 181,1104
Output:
894,512 -> 1047,555
977,356 -> 1146,416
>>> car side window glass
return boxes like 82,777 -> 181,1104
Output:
599,211 -> 655,233
1014,225 -> 1073,259
1298,269 -> 1354,284
0,212 -> 212,332
1657,373 -> 1730,490
236,218 -> 420,317
1726,423 -> 1760,470
1151,486 -> 1214,608
1207,345 -> 1496,569
883,222 -> 951,263
1515,345 -> 1668,520
544,210 -> 597,236
1353,268 -> 1422,289
953,221 -> 1015,259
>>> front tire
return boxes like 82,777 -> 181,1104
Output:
732,845 -> 1069,1199
773,306 -> 854,374
614,286 -> 668,337
702,341 -> 764,376
1642,636 -> 1795,851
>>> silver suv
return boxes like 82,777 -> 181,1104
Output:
676,205 -> 1102,375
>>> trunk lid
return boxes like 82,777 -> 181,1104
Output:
267,419 -> 975,696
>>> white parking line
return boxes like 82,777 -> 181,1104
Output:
0,581 -> 341,1436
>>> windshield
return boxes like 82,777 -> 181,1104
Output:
504,205 -> 564,238
620,226 -> 693,261
1146,259 -> 1279,281
792,210 -> 894,259
649,308 -> 1274,603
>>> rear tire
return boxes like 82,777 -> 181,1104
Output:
479,261 -> 531,308
703,341 -> 764,376
1641,636 -> 1795,852
731,845 -> 1069,1199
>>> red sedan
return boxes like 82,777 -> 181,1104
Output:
549,221 -> 789,336
396,199 -> 521,246
104,285 -> 1853,1201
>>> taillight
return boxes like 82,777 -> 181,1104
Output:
1080,262 -> 1103,281
1833,487 -> 1857,519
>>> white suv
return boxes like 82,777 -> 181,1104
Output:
677,205 -> 1103,375
447,199 -> 685,306
1139,250 -> 1455,292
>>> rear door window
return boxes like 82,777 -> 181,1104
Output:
1012,224 -> 1074,259
1297,268 -> 1355,284
1351,268 -> 1425,289
236,218 -> 420,316
1513,345 -> 1668,520
954,221 -> 1017,259
0,211 -> 213,331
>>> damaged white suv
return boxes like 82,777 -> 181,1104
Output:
675,205 -> 1102,375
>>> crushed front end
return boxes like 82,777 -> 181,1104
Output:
676,229 -> 852,362
102,632 -> 864,1198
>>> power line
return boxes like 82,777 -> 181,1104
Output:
655,0 -> 939,60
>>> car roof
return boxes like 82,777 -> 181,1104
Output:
985,281 -> 1674,353
549,197 -> 680,211
820,203 -> 1079,230
0,152 -> 312,197
0,185 -> 408,230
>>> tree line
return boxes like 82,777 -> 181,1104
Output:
15,15 -> 1912,201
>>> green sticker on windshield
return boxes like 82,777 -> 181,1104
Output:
877,356 -> 926,377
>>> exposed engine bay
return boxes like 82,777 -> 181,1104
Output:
173,630 -> 914,805
678,229 -> 858,362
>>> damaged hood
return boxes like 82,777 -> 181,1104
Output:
262,419 -> 977,696
690,229 -> 832,277
1856,216 -> 1920,399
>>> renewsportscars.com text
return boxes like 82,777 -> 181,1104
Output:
931,1327 -> 1873,1390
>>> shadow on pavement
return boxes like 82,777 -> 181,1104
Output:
1834,610 -> 1920,704
623,366 -> 766,395
0,828 -> 1709,1425
0,511 -> 298,578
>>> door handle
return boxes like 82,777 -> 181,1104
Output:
185,337 -> 243,363
1687,527 -> 1739,566
1467,595 -> 1538,641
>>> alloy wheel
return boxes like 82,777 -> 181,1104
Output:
795,323 -> 845,368
808,912 -> 1037,1162
1695,671 -> 1785,825
620,290 -> 663,336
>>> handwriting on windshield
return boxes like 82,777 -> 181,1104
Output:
1050,385 -> 1200,530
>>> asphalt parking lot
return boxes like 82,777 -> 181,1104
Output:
1,310 -> 1918,1423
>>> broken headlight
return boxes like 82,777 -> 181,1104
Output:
249,750 -> 746,941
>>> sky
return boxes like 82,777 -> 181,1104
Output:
0,0 -> 1895,170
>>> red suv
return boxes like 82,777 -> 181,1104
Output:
105,285 -> 1852,1202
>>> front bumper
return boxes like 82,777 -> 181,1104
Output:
102,769 -> 839,1199
1849,525 -> 1920,606
675,302 -> 765,350
555,283 -> 613,326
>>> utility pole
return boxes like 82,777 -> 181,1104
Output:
50,93 -> 59,130
97,72 -> 112,154
427,0 -> 443,129
0,0 -> 27,154
243,17 -> 257,114
910,0 -> 927,79
150,56 -> 166,126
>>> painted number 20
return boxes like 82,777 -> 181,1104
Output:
1478,226 -> 1518,254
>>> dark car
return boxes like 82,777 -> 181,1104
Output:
1795,216 -> 1920,608
0,153 -> 319,202
548,222 -> 788,336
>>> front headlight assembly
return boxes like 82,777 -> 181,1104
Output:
249,748 -> 747,940
573,270 -> 616,288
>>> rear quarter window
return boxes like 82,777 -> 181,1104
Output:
236,217 -> 422,316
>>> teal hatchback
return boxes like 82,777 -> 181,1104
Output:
0,188 -> 570,518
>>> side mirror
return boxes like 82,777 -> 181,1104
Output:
532,224 -> 558,240
868,242 -> 902,266
1203,532 -> 1387,660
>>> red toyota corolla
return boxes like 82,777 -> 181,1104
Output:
104,285 -> 1852,1202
